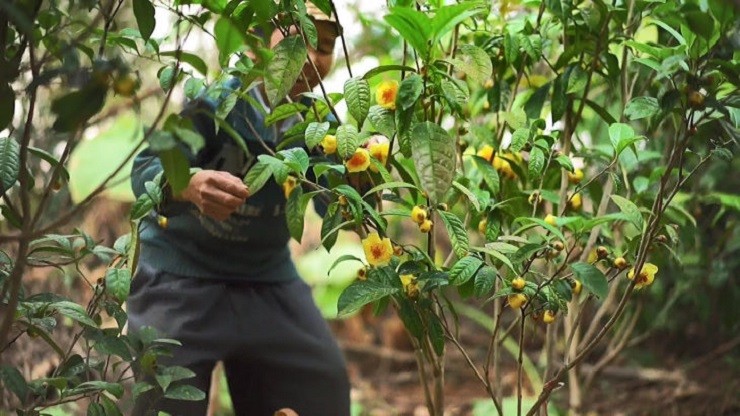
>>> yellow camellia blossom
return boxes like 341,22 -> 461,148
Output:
345,148 -> 371,173
568,168 -> 584,184
362,232 -> 394,267
400,274 -> 419,298
283,176 -> 298,199
376,80 -> 399,110
511,277 -> 526,290
544,214 -> 558,226
419,219 -> 433,233
543,310 -> 556,324
410,205 -> 427,224
569,192 -> 582,210
320,134 -> 337,155
368,141 -> 390,172
508,293 -> 527,309
477,144 -> 495,162
627,262 -> 658,289
572,279 -> 582,296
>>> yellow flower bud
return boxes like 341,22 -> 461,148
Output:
543,310 -> 556,324
157,215 -> 168,229
567,168 -> 584,185
283,176 -> 298,199
568,192 -> 582,210
614,257 -> 628,270
320,134 -> 337,155
511,277 -> 526,290
410,205 -> 427,224
544,214 -> 558,226
478,218 -> 488,234
419,219 -> 433,233
507,293 -> 527,309
572,279 -> 582,296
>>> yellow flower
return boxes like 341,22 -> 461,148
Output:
368,141 -> 390,172
478,218 -> 488,234
544,214 -> 558,226
283,176 -> 298,199
511,277 -> 526,290
627,262 -> 658,289
569,192 -> 582,210
477,145 -> 495,162
568,168 -> 584,185
508,293 -> 527,309
410,205 -> 427,224
157,215 -> 168,229
362,232 -> 394,267
484,78 -> 494,89
419,219 -> 433,233
400,274 -> 419,298
572,279 -> 582,296
494,153 -> 517,180
543,310 -> 556,324
376,80 -> 399,110
345,148 -> 371,173
321,134 -> 337,155
614,257 -> 628,270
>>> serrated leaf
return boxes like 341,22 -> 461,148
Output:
624,96 -> 660,120
471,155 -> 500,194
257,154 -> 289,184
367,105 -> 396,138
214,18 -> 245,64
337,279 -> 399,318
164,384 -> 206,401
52,301 -> 97,327
286,186 -> 306,242
474,266 -> 496,297
243,161 -> 272,195
159,147 -> 190,194
344,77 -> 371,128
451,181 -> 481,212
449,256 -> 483,285
410,122 -> 456,202
0,137 -> 20,192
28,146 -> 70,181
451,44 -> 492,84
610,195 -> 644,230
439,210 -> 469,258
305,121 -> 330,149
105,268 -> 131,303
73,381 -> 124,398
384,8 -> 431,57
571,262 -> 608,298
265,36 -> 307,106
397,74 -> 423,111
608,122 -> 636,154
528,147 -> 546,180
0,366 -> 28,403
279,147 -> 309,175
336,124 -> 361,159
132,0 -> 155,41
265,102 -> 307,126
320,203 -> 342,251
509,128 -> 530,152
160,51 -> 208,76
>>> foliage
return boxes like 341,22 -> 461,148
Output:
1,0 -> 738,415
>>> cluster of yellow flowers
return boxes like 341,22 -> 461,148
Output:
360,232 -> 420,298
410,205 -> 433,233
476,144 -> 520,180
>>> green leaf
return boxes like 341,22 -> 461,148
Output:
214,18 -> 245,63
0,366 -> 28,403
555,154 -> 574,172
528,147 -> 546,181
449,255 -> 483,285
164,385 -> 206,401
158,65 -> 176,92
265,102 -> 307,126
410,122 -> 456,202
305,121 -> 330,149
363,181 -> 418,197
160,51 -> 208,76
473,246 -> 517,274
367,105 -> 396,138
431,3 -> 483,41
450,44 -> 492,84
328,254 -> 364,276
397,74 -> 423,111
28,146 -> 70,181
265,36 -> 307,106
243,161 -> 272,195
551,72 -> 568,122
159,147 -> 190,194
451,181 -> 481,212
610,195 -> 644,230
52,301 -> 97,327
474,266 -> 496,297
0,137 -> 20,192
344,77 -> 371,128
509,128 -> 530,152
362,65 -> 417,80
471,155 -> 500,194
571,262 -> 608,298
132,0 -> 155,41
73,381 -> 125,399
337,279 -> 399,318
384,8 -> 432,57
130,194 -> 154,221
286,186 -> 307,242
105,268 -> 131,303
684,11 -> 715,40
320,204 -> 343,252
278,147 -> 310,175
439,210 -> 469,258
504,32 -> 520,66
51,86 -> 107,132
336,124 -> 362,159
624,96 -> 660,120
608,123 -> 636,154
0,84 -> 14,130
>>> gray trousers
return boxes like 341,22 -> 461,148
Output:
126,264 -> 351,416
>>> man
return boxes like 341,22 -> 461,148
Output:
127,5 -> 350,415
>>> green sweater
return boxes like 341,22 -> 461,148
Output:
131,80 -> 300,282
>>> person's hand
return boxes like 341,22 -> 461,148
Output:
176,170 -> 250,221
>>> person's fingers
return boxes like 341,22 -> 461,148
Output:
200,187 -> 245,210
213,171 -> 250,199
